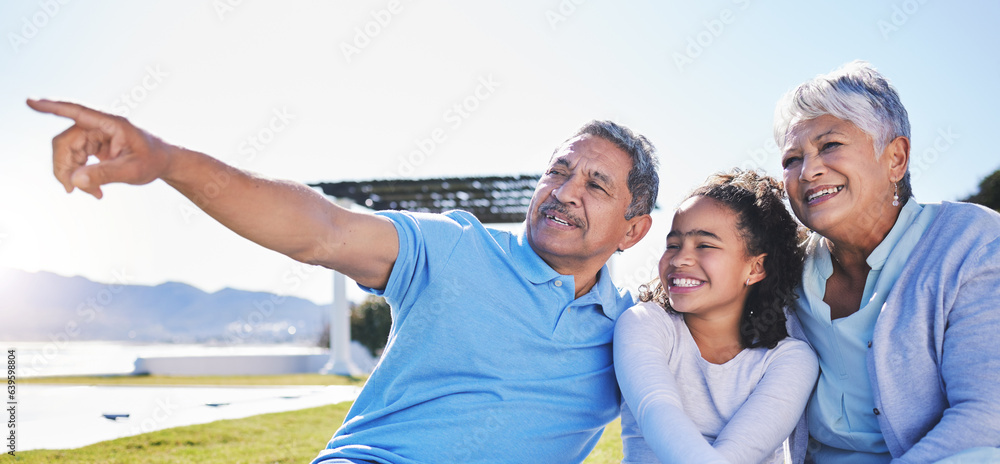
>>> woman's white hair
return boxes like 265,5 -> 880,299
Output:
773,60 -> 912,198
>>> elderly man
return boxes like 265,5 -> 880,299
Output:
28,99 -> 658,464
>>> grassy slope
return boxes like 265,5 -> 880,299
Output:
14,402 -> 353,463
15,376 -> 623,463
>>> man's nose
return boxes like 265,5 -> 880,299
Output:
551,175 -> 584,206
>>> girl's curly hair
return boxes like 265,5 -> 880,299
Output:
640,169 -> 805,349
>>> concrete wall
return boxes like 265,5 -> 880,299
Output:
133,343 -> 378,376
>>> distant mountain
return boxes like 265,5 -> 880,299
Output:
0,268 -> 327,344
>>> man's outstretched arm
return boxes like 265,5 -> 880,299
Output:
27,98 -> 398,289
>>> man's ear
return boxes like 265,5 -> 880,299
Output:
617,214 -> 653,252
748,253 -> 767,286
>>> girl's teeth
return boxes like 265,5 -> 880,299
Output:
672,278 -> 701,287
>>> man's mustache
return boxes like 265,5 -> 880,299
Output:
538,201 -> 584,228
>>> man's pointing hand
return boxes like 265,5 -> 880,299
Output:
27,98 -> 172,199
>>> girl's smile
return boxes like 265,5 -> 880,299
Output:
660,196 -> 764,318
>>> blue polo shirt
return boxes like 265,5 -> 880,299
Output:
312,210 -> 632,464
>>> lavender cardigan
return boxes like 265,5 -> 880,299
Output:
800,201 -> 1000,463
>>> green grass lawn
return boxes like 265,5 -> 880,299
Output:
14,375 -> 623,463
584,418 -> 623,463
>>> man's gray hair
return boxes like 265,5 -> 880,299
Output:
773,61 -> 912,200
569,120 -> 659,219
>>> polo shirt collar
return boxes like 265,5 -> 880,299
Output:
589,265 -> 628,320
511,226 -> 626,320
511,226 -> 562,284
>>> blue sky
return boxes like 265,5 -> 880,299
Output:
2,1 -> 998,304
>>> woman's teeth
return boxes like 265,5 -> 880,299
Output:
807,186 -> 843,202
672,278 -> 701,287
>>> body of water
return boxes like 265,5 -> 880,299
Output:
5,341 -> 368,452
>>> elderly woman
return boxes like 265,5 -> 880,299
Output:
774,61 -> 1000,464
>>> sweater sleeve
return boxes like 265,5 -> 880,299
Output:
712,339 -> 818,464
895,235 -> 1000,463
614,305 -> 729,464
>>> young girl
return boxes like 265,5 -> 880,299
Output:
614,169 -> 819,464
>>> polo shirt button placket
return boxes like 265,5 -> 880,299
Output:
554,280 -> 562,288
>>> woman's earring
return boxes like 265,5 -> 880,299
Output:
745,278 -> 751,287
892,181 -> 900,207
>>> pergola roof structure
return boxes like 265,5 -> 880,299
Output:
310,174 -> 541,224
